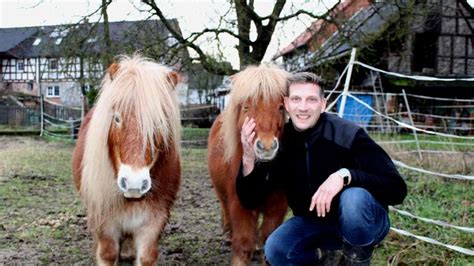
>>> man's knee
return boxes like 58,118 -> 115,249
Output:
339,187 -> 373,222
339,187 -> 389,248
264,233 -> 287,265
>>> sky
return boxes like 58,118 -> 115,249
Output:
0,0 -> 337,68
2,0 -> 473,68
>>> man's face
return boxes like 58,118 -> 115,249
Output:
284,82 -> 326,131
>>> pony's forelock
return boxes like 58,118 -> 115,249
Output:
221,64 -> 289,163
80,54 -> 181,228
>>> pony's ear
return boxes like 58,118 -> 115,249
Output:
107,62 -> 120,80
167,71 -> 181,88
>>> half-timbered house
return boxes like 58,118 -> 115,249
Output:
273,0 -> 474,132
275,0 -> 474,78
0,19 -> 187,106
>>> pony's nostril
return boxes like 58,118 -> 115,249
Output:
120,177 -> 127,190
256,140 -> 264,150
271,140 -> 278,150
141,179 -> 149,192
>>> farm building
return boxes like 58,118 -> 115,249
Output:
274,0 -> 474,134
0,19 -> 228,128
0,19 -> 191,107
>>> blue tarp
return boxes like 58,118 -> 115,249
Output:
336,95 -> 373,127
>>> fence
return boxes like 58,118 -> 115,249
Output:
0,106 -> 41,128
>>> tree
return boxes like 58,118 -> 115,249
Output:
50,3 -> 191,105
141,0 -> 341,74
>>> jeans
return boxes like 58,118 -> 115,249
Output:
264,188 -> 390,265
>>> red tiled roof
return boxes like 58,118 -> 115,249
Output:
273,0 -> 372,59
273,20 -> 324,59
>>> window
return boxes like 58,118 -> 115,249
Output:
412,33 -> 437,73
49,59 -> 58,70
50,28 -> 69,38
17,61 -> 25,72
50,28 -> 61,38
33,38 -> 41,46
47,85 -> 60,97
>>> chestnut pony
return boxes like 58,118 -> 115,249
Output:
72,55 -> 181,265
208,64 -> 289,265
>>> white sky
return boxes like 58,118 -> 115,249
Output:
1,0 -> 473,68
0,0 -> 336,68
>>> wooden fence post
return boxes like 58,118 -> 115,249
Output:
40,94 -> 44,137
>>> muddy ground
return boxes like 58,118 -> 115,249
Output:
1,136 -> 472,265
0,136 -> 234,264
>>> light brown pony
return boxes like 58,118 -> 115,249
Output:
208,64 -> 289,265
72,55 -> 181,265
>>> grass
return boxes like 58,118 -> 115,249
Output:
0,136 -> 87,264
370,132 -> 474,151
0,135 -> 472,265
181,127 -> 210,141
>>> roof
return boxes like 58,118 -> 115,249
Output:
273,0 -> 372,59
310,3 -> 399,65
0,27 -> 37,54
0,19 -> 184,59
276,0 -> 474,67
273,20 -> 323,59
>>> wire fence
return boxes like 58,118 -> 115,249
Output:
1,52 -> 473,257
327,49 -> 474,256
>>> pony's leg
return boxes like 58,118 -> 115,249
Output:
229,200 -> 258,266
259,192 -> 288,247
134,214 -> 168,266
119,235 -> 135,261
220,201 -> 232,239
96,233 -> 120,266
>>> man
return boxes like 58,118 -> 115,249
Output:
236,72 -> 407,265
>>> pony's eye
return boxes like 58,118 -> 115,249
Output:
113,114 -> 121,124
242,106 -> 249,112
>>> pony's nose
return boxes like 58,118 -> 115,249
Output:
254,137 -> 279,161
255,138 -> 278,152
117,165 -> 152,198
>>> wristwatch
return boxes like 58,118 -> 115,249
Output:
337,168 -> 351,186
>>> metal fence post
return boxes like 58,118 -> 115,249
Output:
338,48 -> 357,118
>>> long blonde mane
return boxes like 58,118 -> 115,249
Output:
221,64 -> 289,163
80,54 -> 181,228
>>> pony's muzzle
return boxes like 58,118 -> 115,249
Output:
117,164 -> 152,198
254,137 -> 279,161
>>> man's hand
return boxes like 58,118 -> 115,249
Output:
241,117 -> 256,176
309,172 -> 344,217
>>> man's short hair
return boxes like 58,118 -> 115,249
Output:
286,72 -> 325,97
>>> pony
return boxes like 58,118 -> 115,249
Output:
207,64 -> 290,265
72,55 -> 181,265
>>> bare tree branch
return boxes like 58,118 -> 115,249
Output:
141,0 -> 233,75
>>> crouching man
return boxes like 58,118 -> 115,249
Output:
236,72 -> 407,265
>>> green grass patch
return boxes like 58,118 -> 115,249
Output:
371,132 -> 474,151
0,135 -> 472,264
182,127 -> 210,141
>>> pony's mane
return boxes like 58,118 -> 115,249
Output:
80,54 -> 181,227
221,63 -> 289,162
